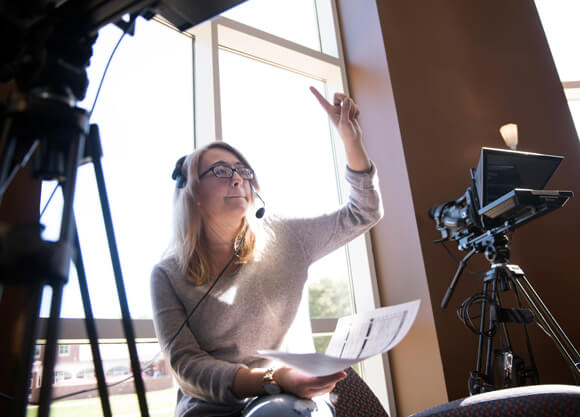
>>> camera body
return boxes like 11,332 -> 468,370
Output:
430,147 -> 573,251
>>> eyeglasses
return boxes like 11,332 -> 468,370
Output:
199,165 -> 255,180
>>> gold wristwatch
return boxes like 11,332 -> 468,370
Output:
263,367 -> 281,394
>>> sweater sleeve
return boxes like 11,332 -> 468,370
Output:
150,264 -> 247,405
282,161 -> 383,265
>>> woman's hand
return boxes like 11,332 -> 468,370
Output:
310,87 -> 362,145
310,87 -> 371,172
275,366 -> 347,399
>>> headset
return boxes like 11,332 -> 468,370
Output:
172,155 -> 266,218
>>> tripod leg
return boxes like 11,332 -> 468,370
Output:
37,282 -> 65,417
0,281 -> 43,417
37,127 -> 85,417
71,218 -> 112,417
469,280 -> 494,395
507,277 -> 539,385
484,278 -> 499,379
475,281 -> 489,376
87,125 -> 149,417
513,274 -> 580,382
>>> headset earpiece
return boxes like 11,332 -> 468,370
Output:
172,155 -> 187,189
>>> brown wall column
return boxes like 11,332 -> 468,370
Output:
338,0 -> 580,415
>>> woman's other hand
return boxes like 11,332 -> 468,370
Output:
275,366 -> 347,399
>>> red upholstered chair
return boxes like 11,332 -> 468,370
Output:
330,367 -> 389,417
409,384 -> 580,417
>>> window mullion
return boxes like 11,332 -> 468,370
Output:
189,19 -> 223,146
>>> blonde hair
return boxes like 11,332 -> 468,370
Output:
168,142 -> 258,285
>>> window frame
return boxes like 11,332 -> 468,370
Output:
562,81 -> 580,138
534,0 -> 580,139
563,82 -> 580,102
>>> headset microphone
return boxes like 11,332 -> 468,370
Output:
251,184 -> 266,219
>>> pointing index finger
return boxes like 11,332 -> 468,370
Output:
310,86 -> 334,114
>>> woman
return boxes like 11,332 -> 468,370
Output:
150,87 -> 383,416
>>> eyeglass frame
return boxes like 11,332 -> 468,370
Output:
199,164 -> 255,180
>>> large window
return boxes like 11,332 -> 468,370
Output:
534,0 -> 580,138
34,1 -> 391,415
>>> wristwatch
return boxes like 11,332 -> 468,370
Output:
263,367 -> 281,395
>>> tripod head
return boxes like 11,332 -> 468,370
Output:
439,228 -> 512,310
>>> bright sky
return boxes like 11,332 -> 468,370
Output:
534,0 -> 580,82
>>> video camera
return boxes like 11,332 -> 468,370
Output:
429,147 -> 573,252
429,148 -> 580,393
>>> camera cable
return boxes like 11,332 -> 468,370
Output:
456,292 -> 498,338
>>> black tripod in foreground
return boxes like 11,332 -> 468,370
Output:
0,4 -> 158,414
0,87 -> 150,417
442,232 -> 580,395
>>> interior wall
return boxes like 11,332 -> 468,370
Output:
338,0 -> 580,414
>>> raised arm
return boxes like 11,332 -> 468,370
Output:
310,86 -> 371,172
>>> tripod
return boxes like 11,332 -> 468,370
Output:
442,232 -> 580,395
0,87 -> 150,416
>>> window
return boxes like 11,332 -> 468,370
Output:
58,345 -> 70,357
221,0 -> 338,56
53,370 -> 73,383
33,0 -> 392,414
39,17 -> 194,320
106,365 -> 130,377
534,0 -> 580,138
76,368 -> 95,379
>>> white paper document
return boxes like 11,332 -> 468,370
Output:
257,299 -> 420,376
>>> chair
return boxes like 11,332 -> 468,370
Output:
331,367 -> 389,417
409,384 -> 580,417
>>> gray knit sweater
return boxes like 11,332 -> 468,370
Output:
150,164 -> 383,417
